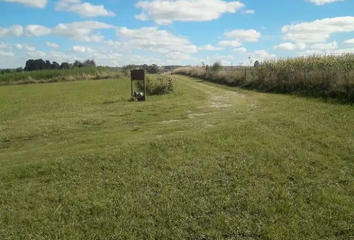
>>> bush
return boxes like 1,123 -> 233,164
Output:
211,62 -> 222,73
173,53 -> 354,103
136,76 -> 174,95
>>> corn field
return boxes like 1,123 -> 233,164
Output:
174,54 -> 354,103
0,67 -> 122,85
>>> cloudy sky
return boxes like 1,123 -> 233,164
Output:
0,0 -> 353,68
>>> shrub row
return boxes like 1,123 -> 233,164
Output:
135,75 -> 174,95
173,54 -> 354,103
0,67 -> 121,85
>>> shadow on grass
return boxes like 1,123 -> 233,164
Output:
102,100 -> 122,104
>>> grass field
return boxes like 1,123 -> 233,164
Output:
0,75 -> 353,239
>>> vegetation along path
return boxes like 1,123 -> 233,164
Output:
0,75 -> 353,239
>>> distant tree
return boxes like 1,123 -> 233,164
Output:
16,67 -> 23,72
51,61 -> 60,69
211,61 -> 222,73
254,60 -> 260,67
83,59 -> 96,67
36,59 -> 46,70
73,60 -> 83,68
60,62 -> 70,69
147,64 -> 159,74
0,69 -> 11,74
25,59 -> 35,71
45,60 -> 51,69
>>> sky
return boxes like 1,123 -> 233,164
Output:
0,0 -> 354,68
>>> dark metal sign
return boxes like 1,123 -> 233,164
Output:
131,70 -> 146,81
131,69 -> 147,101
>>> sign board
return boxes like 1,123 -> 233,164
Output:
130,69 -> 147,101
131,69 -> 145,81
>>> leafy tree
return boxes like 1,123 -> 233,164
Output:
254,60 -> 260,67
83,59 -> 96,67
16,67 -> 23,72
26,59 -> 46,71
211,61 -> 222,73
45,60 -> 52,69
25,59 -> 36,71
147,64 -> 159,74
60,62 -> 70,69
51,61 -> 60,69
73,60 -> 83,68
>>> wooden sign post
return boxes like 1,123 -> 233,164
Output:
131,69 -> 146,101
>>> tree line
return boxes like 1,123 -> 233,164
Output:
24,59 -> 96,72
0,59 -> 97,75
122,64 -> 159,74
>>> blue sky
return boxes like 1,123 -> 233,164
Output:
0,0 -> 353,68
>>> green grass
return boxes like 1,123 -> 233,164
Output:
0,75 -> 353,239
0,67 -> 121,85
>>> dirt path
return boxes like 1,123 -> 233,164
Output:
174,75 -> 246,110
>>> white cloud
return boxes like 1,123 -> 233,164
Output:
25,45 -> 36,51
249,50 -> 276,62
117,27 -> 197,59
53,21 -> 114,42
105,40 -> 122,48
243,9 -> 254,14
233,47 -> 247,54
201,54 -> 234,65
26,25 -> 51,36
46,42 -> 59,48
282,16 -> 354,43
0,50 -> 15,57
2,21 -> 112,42
310,41 -> 338,50
15,44 -> 23,50
328,48 -> 354,55
273,42 -> 306,50
224,29 -> 261,42
1,0 -> 47,8
135,13 -> 148,21
274,41 -> 338,51
48,50 -> 81,63
135,0 -> 245,25
27,50 -> 46,58
198,44 -> 224,51
343,38 -> 354,46
72,45 -> 96,53
0,42 -> 8,49
72,45 -> 85,53
165,52 -> 192,61
218,40 -> 241,47
0,25 -> 24,38
297,48 -> 354,56
55,0 -> 115,17
305,0 -> 344,5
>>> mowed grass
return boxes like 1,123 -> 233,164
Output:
0,75 -> 353,239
